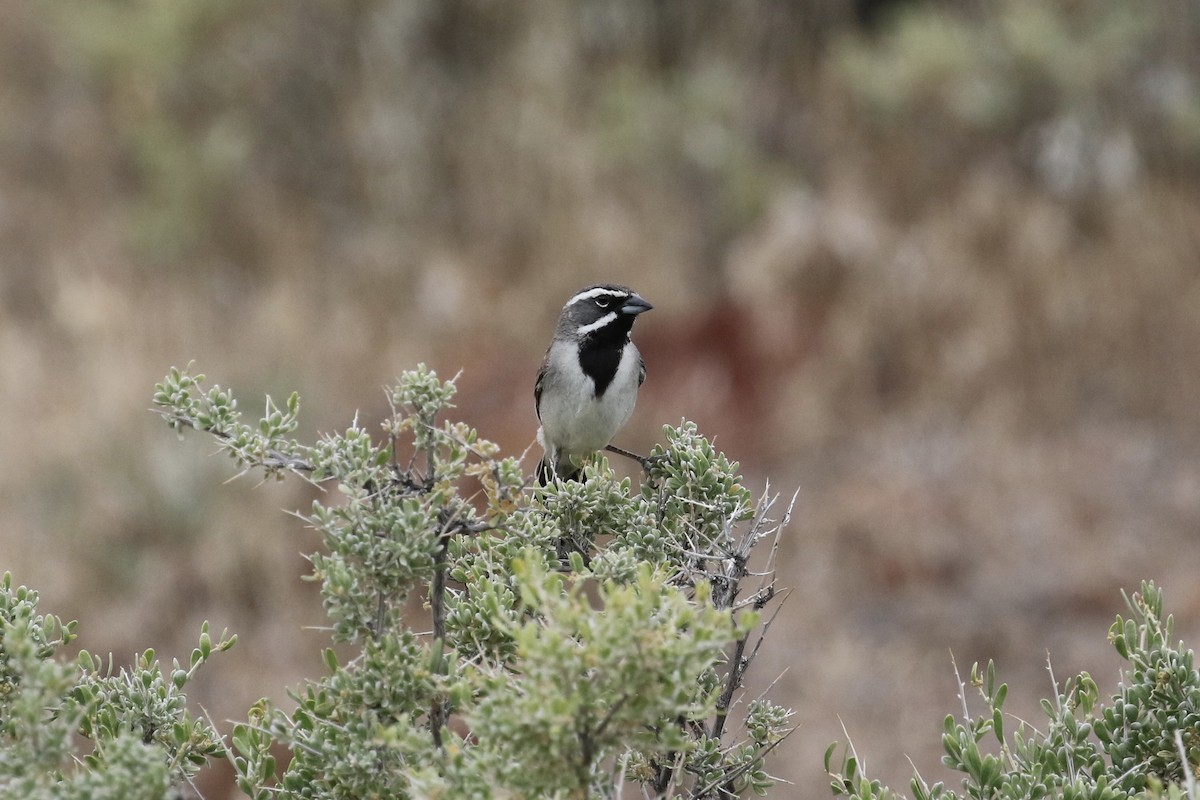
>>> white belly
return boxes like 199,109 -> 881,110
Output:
543,385 -> 636,456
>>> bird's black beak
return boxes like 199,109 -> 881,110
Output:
621,294 -> 653,315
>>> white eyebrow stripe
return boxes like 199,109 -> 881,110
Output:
575,311 -> 617,335
566,286 -> 626,307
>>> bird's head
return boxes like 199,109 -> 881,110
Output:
557,284 -> 653,341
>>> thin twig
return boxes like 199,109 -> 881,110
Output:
711,634 -> 749,743
951,652 -> 970,721
604,443 -> 651,470
696,725 -> 798,799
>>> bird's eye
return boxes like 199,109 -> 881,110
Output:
594,298 -> 612,309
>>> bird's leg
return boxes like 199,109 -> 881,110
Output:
604,443 -> 661,473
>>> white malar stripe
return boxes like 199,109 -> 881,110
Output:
575,311 -> 617,335
565,286 -> 625,308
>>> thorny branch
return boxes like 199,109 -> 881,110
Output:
709,487 -> 794,745
158,410 -> 322,482
159,384 -> 499,754
650,485 -> 796,797
427,504 -> 486,749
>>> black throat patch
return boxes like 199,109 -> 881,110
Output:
577,311 -> 636,397
578,338 -> 624,397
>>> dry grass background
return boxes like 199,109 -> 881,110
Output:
3,1 -> 1200,796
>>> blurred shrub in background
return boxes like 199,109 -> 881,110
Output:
835,0 -> 1200,202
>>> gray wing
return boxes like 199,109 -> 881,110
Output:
534,362 -> 547,421
637,354 -> 646,387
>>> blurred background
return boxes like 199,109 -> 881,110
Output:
3,1 -> 1200,796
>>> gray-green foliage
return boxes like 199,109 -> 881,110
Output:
0,573 -> 233,799
153,363 -> 793,798
827,582 -> 1200,800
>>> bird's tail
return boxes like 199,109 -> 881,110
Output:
537,455 -> 587,566
537,456 -> 582,485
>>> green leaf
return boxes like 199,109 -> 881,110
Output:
993,682 -> 1007,710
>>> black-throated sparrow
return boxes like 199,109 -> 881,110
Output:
535,284 -> 653,484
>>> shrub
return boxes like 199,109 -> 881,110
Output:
0,572 -> 233,798
152,363 -> 793,798
827,582 -> 1200,800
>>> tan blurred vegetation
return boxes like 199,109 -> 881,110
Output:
3,1 -> 1200,796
